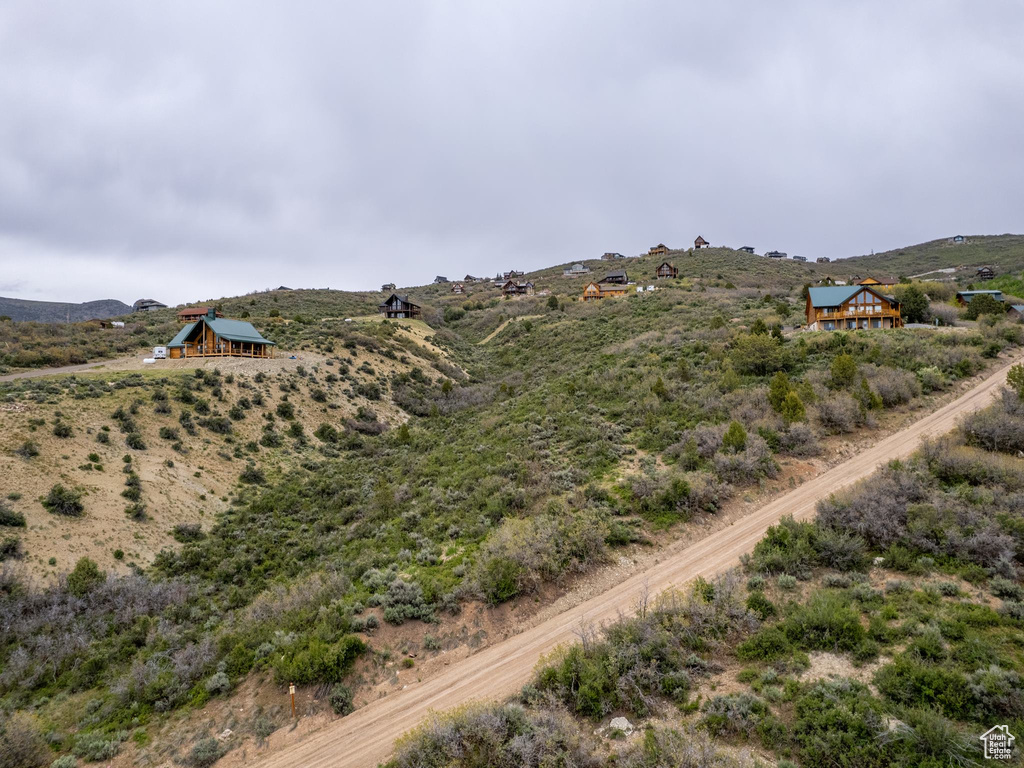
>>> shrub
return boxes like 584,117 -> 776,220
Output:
51,757 -> 78,768
239,464 -> 266,485
328,683 -> 354,715
781,592 -> 865,652
816,393 -> 860,433
66,557 -> 105,598
0,713 -> 48,768
273,636 -> 366,685
72,731 -> 126,761
721,420 -> 747,453
389,703 -> 593,768
737,626 -> 792,661
53,421 -> 72,438
16,440 -> 40,458
965,292 -> 1004,320
0,536 -> 23,561
276,401 -> 295,419
42,484 -> 85,517
830,354 -> 857,387
792,679 -> 888,768
125,432 -> 146,450
187,737 -> 224,768
0,500 -> 26,527
730,333 -> 786,375
204,671 -> 231,695
173,523 -> 205,542
746,591 -> 777,620
874,656 -> 970,719
701,692 -> 770,737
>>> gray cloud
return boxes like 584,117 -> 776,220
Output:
1,1 -> 1022,304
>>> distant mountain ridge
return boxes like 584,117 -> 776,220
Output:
0,296 -> 133,323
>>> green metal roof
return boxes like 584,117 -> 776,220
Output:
167,318 -> 275,347
808,285 -> 897,308
807,286 -> 861,307
957,290 -> 1003,301
167,322 -> 196,348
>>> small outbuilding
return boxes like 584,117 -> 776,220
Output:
956,290 -> 1002,306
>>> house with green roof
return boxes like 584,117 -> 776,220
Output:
805,285 -> 903,331
166,308 -> 275,359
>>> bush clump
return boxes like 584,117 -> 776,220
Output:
42,484 -> 85,517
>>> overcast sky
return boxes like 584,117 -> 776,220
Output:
1,2 -> 1022,305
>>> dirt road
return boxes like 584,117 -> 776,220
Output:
0,360 -> 116,381
249,353 -> 1022,768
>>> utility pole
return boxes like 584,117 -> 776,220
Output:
290,682 -> 296,719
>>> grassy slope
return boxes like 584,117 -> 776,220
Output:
389,390 -> 1024,768
2,239 -> 1024,765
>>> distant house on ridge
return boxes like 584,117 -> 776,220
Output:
656,262 -> 678,279
177,307 -> 223,323
563,263 -> 591,275
379,293 -> 421,319
694,236 -> 709,249
133,298 -> 168,313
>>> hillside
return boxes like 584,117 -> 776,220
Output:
1,243 -> 1024,767
837,233 -> 1024,281
0,296 -> 133,323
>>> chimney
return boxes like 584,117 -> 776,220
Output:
207,308 -> 216,319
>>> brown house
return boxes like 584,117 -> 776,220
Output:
805,286 -> 902,331
177,307 -> 223,323
581,282 -> 628,301
648,244 -> 669,256
856,276 -> 898,291
601,269 -> 629,285
694,236 -> 709,249
502,280 -> 535,297
166,309 -> 275,358
656,262 -> 678,279
379,293 -> 421,319
452,283 -> 464,294
976,266 -> 996,280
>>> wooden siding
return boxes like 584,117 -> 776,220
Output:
805,288 -> 903,331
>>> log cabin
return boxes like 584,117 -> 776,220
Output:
694,235 -> 709,249
656,262 -> 678,279
166,309 -> 275,358
581,281 -> 628,301
177,307 -> 223,323
648,244 -> 669,256
976,266 -> 996,280
379,294 -> 421,319
805,285 -> 903,331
